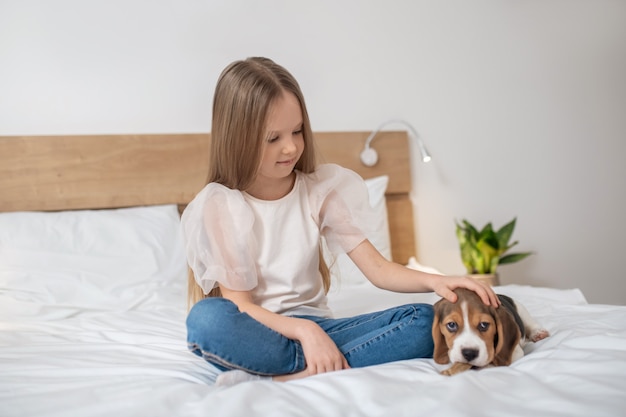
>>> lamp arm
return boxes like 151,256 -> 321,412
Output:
362,119 -> 431,165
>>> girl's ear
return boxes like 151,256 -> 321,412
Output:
432,302 -> 450,364
492,308 -> 521,366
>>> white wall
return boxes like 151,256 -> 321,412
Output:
1,0 -> 624,304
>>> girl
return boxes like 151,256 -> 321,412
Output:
182,57 -> 499,386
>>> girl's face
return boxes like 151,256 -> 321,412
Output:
251,91 -> 305,195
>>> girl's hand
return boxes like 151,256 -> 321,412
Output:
295,319 -> 350,375
430,275 -> 501,307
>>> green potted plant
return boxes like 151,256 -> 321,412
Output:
455,217 -> 533,286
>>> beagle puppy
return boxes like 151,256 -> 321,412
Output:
432,288 -> 549,376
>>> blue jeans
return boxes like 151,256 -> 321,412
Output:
186,297 -> 434,376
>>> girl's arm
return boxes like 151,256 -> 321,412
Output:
348,239 -> 501,307
218,284 -> 350,375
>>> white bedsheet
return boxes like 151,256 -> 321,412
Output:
2,277 -> 626,417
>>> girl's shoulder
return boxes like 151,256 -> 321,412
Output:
182,182 -> 251,224
302,163 -> 363,189
192,182 -> 245,203
302,163 -> 369,212
313,163 -> 355,177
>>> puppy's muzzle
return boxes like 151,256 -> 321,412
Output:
462,348 -> 479,362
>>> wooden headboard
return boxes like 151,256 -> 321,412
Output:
0,131 -> 415,263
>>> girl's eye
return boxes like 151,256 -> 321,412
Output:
293,129 -> 303,135
478,322 -> 490,332
268,136 -> 279,143
446,322 -> 458,332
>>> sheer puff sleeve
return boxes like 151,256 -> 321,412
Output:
180,183 -> 258,294
307,164 -> 378,255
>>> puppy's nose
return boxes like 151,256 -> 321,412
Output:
462,348 -> 479,362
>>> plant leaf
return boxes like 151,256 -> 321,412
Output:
461,220 -> 479,241
499,252 -> 533,265
503,240 -> 519,252
476,239 -> 497,274
470,248 -> 486,274
479,222 -> 493,237
479,223 -> 500,250
489,256 -> 500,274
497,218 -> 517,250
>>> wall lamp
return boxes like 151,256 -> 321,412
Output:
360,119 -> 432,167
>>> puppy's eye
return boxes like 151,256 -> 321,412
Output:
446,322 -> 458,332
478,322 -> 490,332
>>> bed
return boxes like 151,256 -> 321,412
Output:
1,132 -> 625,417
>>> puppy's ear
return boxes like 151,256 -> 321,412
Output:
432,300 -> 450,364
492,307 -> 521,366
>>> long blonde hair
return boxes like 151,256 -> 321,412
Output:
188,57 -> 330,307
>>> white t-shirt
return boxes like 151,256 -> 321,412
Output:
181,164 -> 376,317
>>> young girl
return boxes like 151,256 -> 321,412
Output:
182,57 -> 499,386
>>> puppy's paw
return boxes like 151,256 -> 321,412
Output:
529,327 -> 550,342
440,362 -> 473,376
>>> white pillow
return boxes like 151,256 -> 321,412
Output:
406,256 -> 443,275
0,205 -> 187,318
330,175 -> 391,287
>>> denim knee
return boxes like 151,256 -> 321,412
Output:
417,303 -> 434,326
186,298 -> 238,347
187,297 -> 236,329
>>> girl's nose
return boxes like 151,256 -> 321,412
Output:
282,136 -> 296,153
